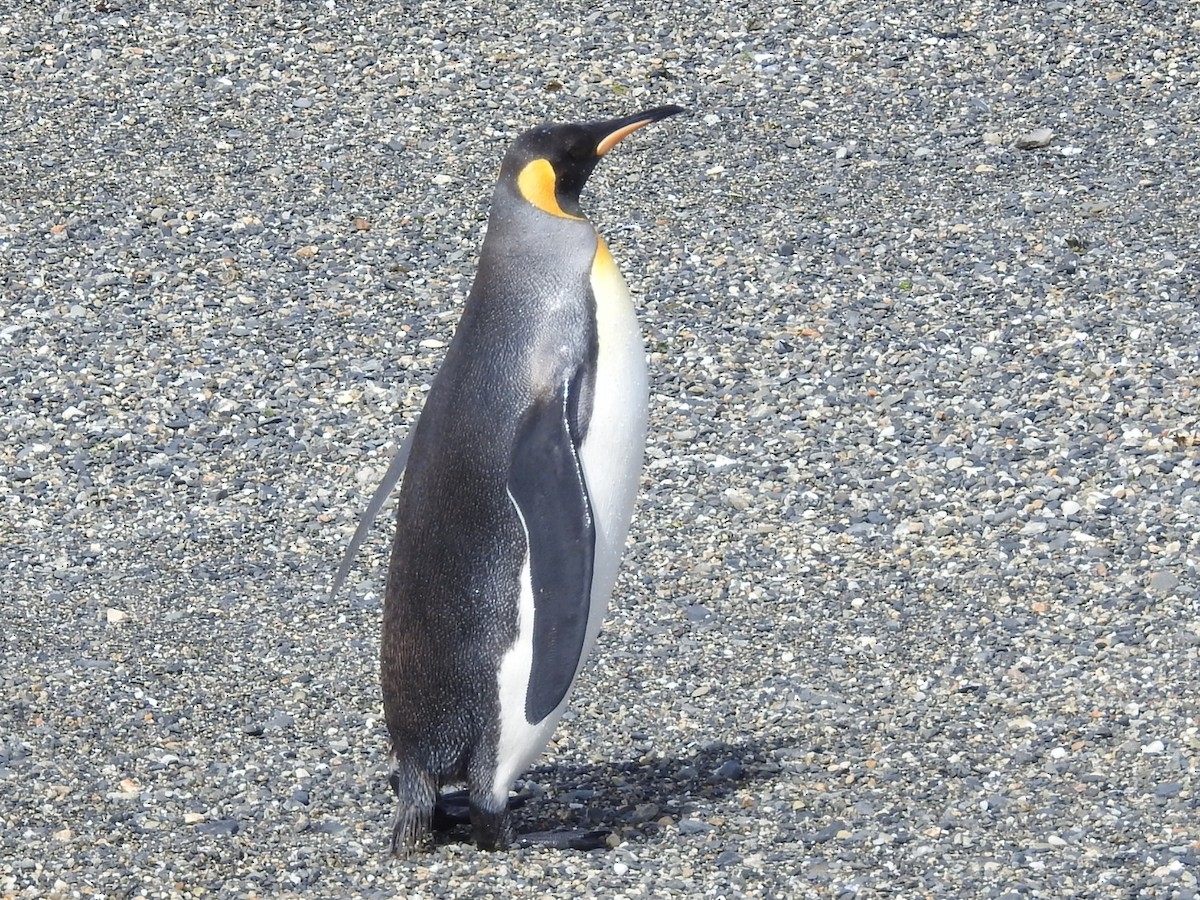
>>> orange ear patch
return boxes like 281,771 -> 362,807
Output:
517,159 -> 582,220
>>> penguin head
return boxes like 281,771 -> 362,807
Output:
500,105 -> 685,219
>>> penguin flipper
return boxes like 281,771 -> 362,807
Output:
328,429 -> 415,601
508,372 -> 596,724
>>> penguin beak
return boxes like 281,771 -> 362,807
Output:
594,104 -> 686,156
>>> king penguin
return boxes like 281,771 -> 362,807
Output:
330,104 -> 684,853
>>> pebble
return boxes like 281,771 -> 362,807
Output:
1015,127 -> 1056,149
712,759 -> 744,780
1149,571 -> 1180,593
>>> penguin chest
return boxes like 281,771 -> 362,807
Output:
575,239 -> 649,656
489,240 -> 647,801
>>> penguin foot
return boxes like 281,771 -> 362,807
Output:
430,789 -> 606,851
432,788 -> 528,831
515,828 -> 612,851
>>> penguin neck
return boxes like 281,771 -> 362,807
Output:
479,183 -> 599,270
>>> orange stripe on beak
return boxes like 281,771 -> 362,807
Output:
596,118 -> 657,157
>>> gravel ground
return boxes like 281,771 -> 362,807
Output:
3,1 -> 1199,897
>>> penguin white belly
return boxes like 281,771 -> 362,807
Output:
490,240 -> 647,806
492,506 -> 557,805
575,239 -> 649,663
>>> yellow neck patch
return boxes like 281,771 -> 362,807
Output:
516,159 -> 583,220
593,235 -> 616,270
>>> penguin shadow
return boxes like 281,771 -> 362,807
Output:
432,738 -> 780,850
